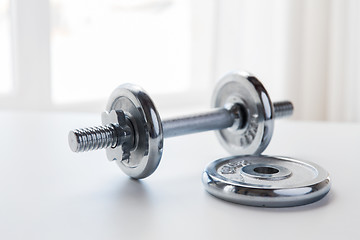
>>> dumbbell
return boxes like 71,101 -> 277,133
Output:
68,71 -> 293,179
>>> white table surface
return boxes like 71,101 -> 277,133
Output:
0,111 -> 358,239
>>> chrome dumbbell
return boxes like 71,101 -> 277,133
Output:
68,71 -> 293,179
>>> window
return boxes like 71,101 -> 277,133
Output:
0,0 -> 216,111
51,0 -> 193,104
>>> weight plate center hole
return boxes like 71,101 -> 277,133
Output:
240,163 -> 292,180
253,166 -> 279,174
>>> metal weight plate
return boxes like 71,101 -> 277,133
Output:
212,71 -> 274,155
103,84 -> 163,179
202,155 -> 331,207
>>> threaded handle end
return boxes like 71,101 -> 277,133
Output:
273,101 -> 294,118
69,125 -> 118,152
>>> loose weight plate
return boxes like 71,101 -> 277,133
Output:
202,155 -> 331,207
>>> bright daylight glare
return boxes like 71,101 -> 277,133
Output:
51,0 -> 191,104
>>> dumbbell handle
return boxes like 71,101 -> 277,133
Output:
163,101 -> 293,138
69,101 -> 293,152
162,108 -> 234,138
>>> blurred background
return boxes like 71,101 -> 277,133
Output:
0,0 -> 359,121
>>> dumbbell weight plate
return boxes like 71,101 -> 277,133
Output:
103,84 -> 163,179
212,71 -> 274,155
202,155 -> 331,207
